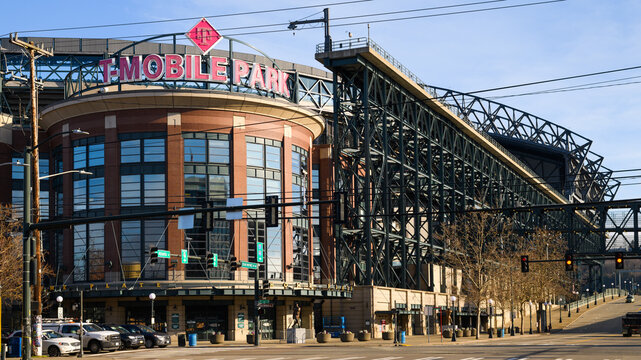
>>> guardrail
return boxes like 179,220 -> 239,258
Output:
566,287 -> 626,310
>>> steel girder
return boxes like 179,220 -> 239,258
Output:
327,55 -> 603,290
425,86 -> 620,204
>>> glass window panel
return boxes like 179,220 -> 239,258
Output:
73,180 -> 86,211
12,190 -> 23,218
39,191 -> 49,220
184,174 -> 207,207
246,177 -> 264,205
121,221 -> 142,280
144,138 -> 165,162
292,184 -> 302,214
246,143 -> 263,167
292,152 -> 301,175
120,140 -> 140,163
73,225 -> 87,282
88,177 -> 104,209
265,145 -> 280,170
88,223 -> 104,281
56,192 -> 64,216
121,175 -> 141,207
39,158 -> 49,177
184,139 -> 206,163
88,144 -> 104,167
144,220 -> 166,280
267,225 -> 282,280
208,174 -> 230,199
73,146 -> 86,169
208,139 -> 229,164
144,174 -> 165,205
266,179 -> 280,198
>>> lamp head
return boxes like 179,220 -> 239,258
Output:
149,293 -> 156,300
72,129 -> 89,135
56,296 -> 63,303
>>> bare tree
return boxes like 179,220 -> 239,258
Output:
437,210 -> 514,339
0,204 -> 23,302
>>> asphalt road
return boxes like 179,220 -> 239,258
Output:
85,298 -> 641,360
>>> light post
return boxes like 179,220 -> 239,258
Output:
450,296 -> 457,342
488,299 -> 494,339
56,296 -> 63,319
594,290 -> 597,306
149,293 -> 156,326
611,283 -> 615,299
559,297 -> 562,323
528,301 -> 533,334
586,288 -> 589,308
602,284 -> 605,302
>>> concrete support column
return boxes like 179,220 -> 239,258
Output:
103,114 -> 120,282
166,112 -> 185,280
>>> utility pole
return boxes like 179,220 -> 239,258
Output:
288,8 -> 332,52
10,33 -> 53,360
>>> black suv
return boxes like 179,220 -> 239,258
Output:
98,324 -> 145,350
121,324 -> 170,348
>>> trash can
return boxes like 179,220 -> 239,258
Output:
499,328 -> 505,337
8,337 -> 21,358
188,333 -> 198,347
400,331 -> 406,344
177,334 -> 186,347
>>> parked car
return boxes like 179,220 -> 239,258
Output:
42,322 -> 120,354
626,294 -> 635,303
98,324 -> 144,349
121,324 -> 171,348
9,329 -> 81,357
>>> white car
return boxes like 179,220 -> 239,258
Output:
9,329 -> 81,357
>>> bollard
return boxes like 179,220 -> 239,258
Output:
1,343 -> 6,360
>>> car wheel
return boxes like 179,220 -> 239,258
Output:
89,340 -> 101,354
145,339 -> 154,348
47,346 -> 61,357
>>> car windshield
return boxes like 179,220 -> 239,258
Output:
112,326 -> 129,334
44,331 -> 64,339
137,325 -> 155,333
82,324 -> 104,332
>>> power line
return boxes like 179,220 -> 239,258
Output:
0,0 -> 371,37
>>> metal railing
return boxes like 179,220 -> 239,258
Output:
566,288 -> 625,310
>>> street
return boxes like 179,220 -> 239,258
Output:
84,298 -> 641,360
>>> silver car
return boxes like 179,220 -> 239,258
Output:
9,329 -> 81,357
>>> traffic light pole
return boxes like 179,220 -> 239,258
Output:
254,238 -> 260,346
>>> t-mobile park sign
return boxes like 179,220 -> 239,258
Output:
97,18 -> 290,97
98,55 -> 291,98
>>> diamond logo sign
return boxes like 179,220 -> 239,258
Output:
186,18 -> 223,55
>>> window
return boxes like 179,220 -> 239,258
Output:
120,133 -> 165,163
73,136 -> 105,169
120,140 -> 140,163
73,223 -> 104,282
144,138 -> 165,162
208,139 -> 229,163
265,145 -> 280,170
246,143 -> 263,167
144,174 -> 165,205
246,137 -> 282,170
74,176 -> 104,211
121,175 -> 141,207
120,174 -> 165,207
184,139 -> 206,163
121,220 -> 166,280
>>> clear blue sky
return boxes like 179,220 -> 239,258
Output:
3,0 -> 640,199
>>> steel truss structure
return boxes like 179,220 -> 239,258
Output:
318,40 -> 607,290
425,86 -> 620,204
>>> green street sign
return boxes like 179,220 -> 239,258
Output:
157,250 -> 171,259
257,242 -> 264,263
213,253 -> 218,267
181,249 -> 188,264
258,299 -> 270,304
241,261 -> 258,270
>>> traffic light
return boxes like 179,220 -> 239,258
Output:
520,255 -> 529,273
150,247 -> 158,264
230,256 -> 239,271
265,195 -> 279,227
334,192 -> 347,224
565,254 -> 574,271
257,307 -> 266,316
262,279 -> 270,291
206,252 -> 216,269
616,252 -> 624,269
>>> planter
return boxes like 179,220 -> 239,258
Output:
316,333 -> 331,343
443,329 -> 452,338
209,333 -> 225,344
246,334 -> 255,344
471,328 -> 477,337
340,333 -> 355,342
456,329 -> 463,337
463,329 -> 471,337
382,331 -> 394,340
358,332 -> 371,341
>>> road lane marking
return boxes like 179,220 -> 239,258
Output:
415,357 -> 443,360
333,357 -> 365,360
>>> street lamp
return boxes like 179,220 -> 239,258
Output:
38,170 -> 92,180
56,296 -> 63,319
149,293 -> 156,326
586,288 -> 589,308
544,301 -> 550,332
450,295 -> 457,342
559,297 -> 563,324
528,301 -> 533,334
602,284 -> 606,303
612,283 -> 615,300
488,299 -> 494,339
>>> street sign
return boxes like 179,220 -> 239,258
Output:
157,250 -> 171,259
213,253 -> 218,268
181,249 -> 188,264
241,261 -> 258,270
257,303 -> 274,308
257,242 -> 264,263
258,299 -> 270,304
226,197 -> 243,220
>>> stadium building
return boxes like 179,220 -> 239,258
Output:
0,28 -> 619,341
